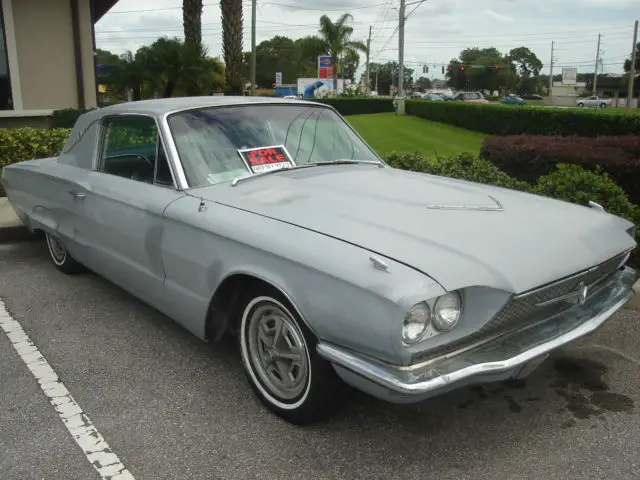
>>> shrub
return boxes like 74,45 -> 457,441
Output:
50,108 -> 97,129
406,100 -> 640,137
479,134 -> 640,204
385,151 -> 531,191
534,164 -> 640,268
315,97 -> 395,116
0,127 -> 71,196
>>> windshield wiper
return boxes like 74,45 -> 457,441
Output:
230,159 -> 384,187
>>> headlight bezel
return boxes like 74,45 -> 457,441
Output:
401,290 -> 464,346
401,302 -> 432,345
432,291 -> 463,332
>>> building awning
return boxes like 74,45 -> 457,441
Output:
93,0 -> 119,23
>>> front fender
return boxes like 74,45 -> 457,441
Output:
161,196 -> 446,364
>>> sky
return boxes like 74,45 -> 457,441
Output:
95,0 -> 639,82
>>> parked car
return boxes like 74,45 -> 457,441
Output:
577,96 -> 612,108
2,97 -> 637,425
501,95 -> 526,105
454,92 -> 489,103
521,93 -> 543,101
421,93 -> 444,101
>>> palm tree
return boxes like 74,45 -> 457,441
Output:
183,0 -> 203,45
319,14 -> 367,93
108,50 -> 151,101
220,0 -> 244,94
145,37 -> 218,98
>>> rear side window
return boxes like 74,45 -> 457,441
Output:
99,116 -> 174,187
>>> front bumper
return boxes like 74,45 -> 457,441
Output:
318,266 -> 638,404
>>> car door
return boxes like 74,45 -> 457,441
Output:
586,96 -> 598,107
79,114 -> 184,310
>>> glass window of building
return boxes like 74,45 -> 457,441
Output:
0,5 -> 13,110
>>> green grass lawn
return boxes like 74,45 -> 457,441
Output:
348,113 -> 486,158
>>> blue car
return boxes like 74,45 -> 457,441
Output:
502,96 -> 526,105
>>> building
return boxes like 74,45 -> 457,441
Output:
585,75 -> 639,108
0,0 -> 118,127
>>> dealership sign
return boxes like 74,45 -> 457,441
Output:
318,55 -> 333,79
562,67 -> 577,85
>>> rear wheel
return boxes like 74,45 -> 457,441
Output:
600,103 -> 607,108
45,232 -> 84,274
238,290 -> 344,424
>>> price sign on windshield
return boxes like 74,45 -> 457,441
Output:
238,145 -> 296,173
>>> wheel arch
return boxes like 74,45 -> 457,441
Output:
204,270 -> 315,343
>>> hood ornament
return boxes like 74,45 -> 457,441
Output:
424,195 -> 503,211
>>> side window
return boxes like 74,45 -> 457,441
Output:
99,116 -> 174,187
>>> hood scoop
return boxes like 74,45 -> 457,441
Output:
424,195 -> 504,211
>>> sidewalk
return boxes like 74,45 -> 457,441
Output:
0,197 -> 33,243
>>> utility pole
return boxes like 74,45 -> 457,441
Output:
365,25 -> 372,94
593,33 -> 602,94
548,41 -> 554,96
397,0 -> 406,114
250,0 -> 257,96
628,20 -> 638,108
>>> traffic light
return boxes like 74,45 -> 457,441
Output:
423,65 -> 429,73
460,64 -> 465,71
442,66 -> 445,74
447,65 -> 453,72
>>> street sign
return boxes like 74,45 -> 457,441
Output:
275,72 -> 282,86
562,67 -> 577,85
318,55 -> 333,79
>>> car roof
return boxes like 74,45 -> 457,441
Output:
94,96 -> 321,117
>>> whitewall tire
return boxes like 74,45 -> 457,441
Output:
45,232 -> 84,274
238,292 -> 344,424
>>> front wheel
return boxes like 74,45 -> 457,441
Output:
238,292 -> 344,424
45,232 -> 84,274
578,103 -> 585,108
600,103 -> 607,108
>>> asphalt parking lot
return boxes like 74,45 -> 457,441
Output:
1,241 -> 640,480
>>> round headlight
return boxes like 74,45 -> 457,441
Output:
402,302 -> 431,344
433,292 -> 462,332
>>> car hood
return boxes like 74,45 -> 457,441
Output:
196,165 -> 636,293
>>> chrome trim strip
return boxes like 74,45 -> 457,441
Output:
317,268 -> 636,396
158,113 -> 189,190
589,200 -> 605,212
515,249 -> 633,300
424,195 -> 503,211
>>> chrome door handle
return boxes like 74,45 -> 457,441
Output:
69,190 -> 86,200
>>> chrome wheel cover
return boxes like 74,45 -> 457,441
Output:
246,301 -> 309,401
45,233 -> 67,265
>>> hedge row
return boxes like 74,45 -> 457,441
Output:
479,134 -> 640,205
406,100 -> 640,137
315,97 -> 394,115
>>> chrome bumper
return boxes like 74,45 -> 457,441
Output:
318,267 -> 638,403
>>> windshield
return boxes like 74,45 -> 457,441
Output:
167,104 -> 382,187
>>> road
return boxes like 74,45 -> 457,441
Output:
1,241 -> 640,480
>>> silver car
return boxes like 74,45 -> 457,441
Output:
1,97 -> 638,424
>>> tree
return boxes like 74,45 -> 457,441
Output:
507,46 -> 543,94
361,61 -> 413,95
341,49 -> 360,82
106,50 -> 152,101
318,14 -> 366,91
96,48 -> 119,66
414,76 -> 432,91
295,36 -> 327,77
183,0 -> 203,46
624,42 -> 640,73
221,0 -> 243,94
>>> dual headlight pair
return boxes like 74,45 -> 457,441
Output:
402,291 -> 462,345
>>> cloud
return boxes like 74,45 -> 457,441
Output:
95,0 -> 634,80
483,9 -> 515,22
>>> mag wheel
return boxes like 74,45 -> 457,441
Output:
45,232 -> 84,274
238,292 -> 343,425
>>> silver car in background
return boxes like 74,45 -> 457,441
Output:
1,97 -> 637,425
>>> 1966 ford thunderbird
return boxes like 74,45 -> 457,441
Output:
2,97 -> 638,424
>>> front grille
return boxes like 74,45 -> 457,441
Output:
411,250 -> 629,364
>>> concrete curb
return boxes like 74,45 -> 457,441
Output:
626,280 -> 640,311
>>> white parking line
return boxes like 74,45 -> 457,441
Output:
0,299 -> 135,480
